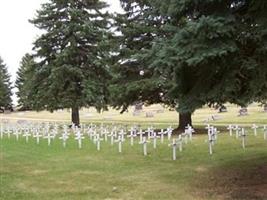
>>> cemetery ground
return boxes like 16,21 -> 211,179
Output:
0,104 -> 267,200
2,103 -> 267,128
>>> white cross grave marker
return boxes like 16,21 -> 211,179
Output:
233,125 -> 240,139
75,131 -> 85,149
108,130 -> 116,145
127,128 -> 137,146
177,135 -> 183,152
94,134 -> 103,151
150,131 -> 160,149
185,125 -> 195,141
14,129 -> 21,141
33,131 -> 42,144
23,129 -> 31,143
59,133 -> 69,148
241,128 -> 247,149
208,131 -> 215,155
158,129 -> 166,144
115,135 -> 124,153
227,124 -> 234,136
0,123 -> 3,139
169,138 -> 178,160
6,125 -> 11,139
263,125 -> 267,140
166,126 -> 173,140
44,133 -> 54,146
139,137 -> 150,156
137,129 -> 145,143
251,124 -> 258,136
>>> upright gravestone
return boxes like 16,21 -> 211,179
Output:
238,107 -> 248,116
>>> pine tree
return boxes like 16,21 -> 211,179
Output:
0,56 -> 12,111
111,0 -> 267,130
30,0 -> 112,126
109,0 -> 173,112
149,0 -> 267,129
15,54 -> 36,110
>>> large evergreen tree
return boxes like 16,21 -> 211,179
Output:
30,0 -> 112,126
149,0 -> 267,128
0,56 -> 12,110
109,0 -> 174,113
15,54 -> 36,110
111,0 -> 267,130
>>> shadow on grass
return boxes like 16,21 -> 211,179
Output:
193,156 -> 267,200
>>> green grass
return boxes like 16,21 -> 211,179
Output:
1,104 -> 267,199
1,130 -> 267,200
1,103 -> 267,129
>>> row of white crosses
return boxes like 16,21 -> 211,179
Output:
208,124 -> 252,153
0,121 -> 187,160
227,124 -> 267,140
166,125 -> 193,160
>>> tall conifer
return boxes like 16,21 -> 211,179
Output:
0,57 -> 12,110
30,0 -> 112,125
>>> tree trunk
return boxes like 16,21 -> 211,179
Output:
71,106 -> 80,127
178,112 -> 192,130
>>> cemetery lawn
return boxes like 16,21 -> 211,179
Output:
1,132 -> 267,200
2,103 -> 267,128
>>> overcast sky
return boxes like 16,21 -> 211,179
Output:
0,0 -> 122,104
0,0 -> 122,82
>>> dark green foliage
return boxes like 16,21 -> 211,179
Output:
150,0 -> 267,113
29,0 -> 113,124
0,57 -> 12,109
15,54 -> 36,110
109,1 -> 173,112
109,0 -> 267,129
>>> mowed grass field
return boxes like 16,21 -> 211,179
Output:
0,104 -> 267,200
1,103 -> 267,127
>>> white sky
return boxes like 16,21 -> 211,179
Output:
0,0 -> 122,104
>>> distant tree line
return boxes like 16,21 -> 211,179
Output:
0,57 -> 12,112
14,0 -> 267,129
